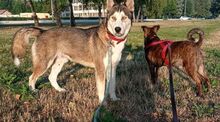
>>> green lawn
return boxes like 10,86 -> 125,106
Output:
0,20 -> 220,121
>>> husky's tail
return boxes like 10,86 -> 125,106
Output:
11,27 -> 44,66
187,28 -> 204,47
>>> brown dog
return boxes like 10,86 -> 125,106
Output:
141,25 -> 211,96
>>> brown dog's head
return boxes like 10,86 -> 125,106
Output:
141,25 -> 160,37
141,25 -> 160,45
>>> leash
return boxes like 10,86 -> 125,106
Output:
167,46 -> 179,122
93,43 -> 112,122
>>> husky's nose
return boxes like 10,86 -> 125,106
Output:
115,27 -> 121,33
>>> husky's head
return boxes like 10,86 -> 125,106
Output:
106,0 -> 134,38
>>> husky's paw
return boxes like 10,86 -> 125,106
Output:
29,86 -> 38,92
111,96 -> 121,101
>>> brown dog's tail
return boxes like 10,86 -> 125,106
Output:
187,28 -> 204,47
11,27 -> 44,66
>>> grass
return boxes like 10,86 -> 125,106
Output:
0,20 -> 220,121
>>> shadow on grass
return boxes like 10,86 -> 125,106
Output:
35,63 -> 85,90
95,44 -> 169,122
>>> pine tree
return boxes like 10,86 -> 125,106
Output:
186,0 -> 194,16
210,0 -> 220,18
194,0 -> 211,18
163,0 -> 177,18
142,0 -> 165,19
176,0 -> 184,17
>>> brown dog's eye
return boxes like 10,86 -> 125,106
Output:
122,16 -> 127,21
111,16 -> 117,21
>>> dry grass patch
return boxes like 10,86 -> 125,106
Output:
0,20 -> 220,121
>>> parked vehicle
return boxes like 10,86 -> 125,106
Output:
180,16 -> 191,20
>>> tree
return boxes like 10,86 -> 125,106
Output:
34,0 -> 50,13
11,1 -> 27,14
136,0 -> 143,22
150,0 -> 163,18
163,0 -> 177,18
210,0 -> 220,18
68,0 -> 76,26
185,0 -> 194,17
176,0 -> 184,17
27,0 -> 40,27
0,0 -> 11,10
142,0 -> 168,19
84,0 -> 105,23
51,0 -> 62,27
193,0 -> 211,18
159,0 -> 167,18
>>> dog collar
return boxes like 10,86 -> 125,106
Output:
144,34 -> 158,40
107,32 -> 127,44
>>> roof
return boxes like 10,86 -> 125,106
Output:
0,9 -> 12,15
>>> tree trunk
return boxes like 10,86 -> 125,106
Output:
133,12 -> 136,22
102,4 -> 105,18
68,0 -> 75,26
136,6 -> 141,22
52,0 -> 62,27
140,5 -> 143,22
28,0 -> 39,27
98,3 -> 102,24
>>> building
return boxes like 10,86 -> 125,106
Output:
61,0 -> 106,18
0,9 -> 12,17
20,13 -> 51,19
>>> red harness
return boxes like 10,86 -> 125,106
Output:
145,35 -> 173,65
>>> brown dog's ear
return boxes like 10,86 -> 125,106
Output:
153,25 -> 160,33
124,0 -> 134,12
141,26 -> 147,32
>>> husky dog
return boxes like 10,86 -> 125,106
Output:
12,0 -> 134,103
12,27 -> 45,66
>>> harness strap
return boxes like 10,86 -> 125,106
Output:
145,40 -> 173,65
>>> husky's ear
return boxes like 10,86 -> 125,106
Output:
153,25 -> 160,33
107,0 -> 116,11
124,0 -> 134,12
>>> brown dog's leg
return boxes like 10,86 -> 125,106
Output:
198,64 -> 211,91
203,76 -> 211,91
155,67 -> 159,83
185,65 -> 203,96
149,64 -> 158,84
194,74 -> 203,96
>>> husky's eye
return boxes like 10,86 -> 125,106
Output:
122,16 -> 127,21
111,16 -> 117,21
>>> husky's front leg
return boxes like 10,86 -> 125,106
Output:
109,53 -> 121,101
95,65 -> 106,103
109,63 -> 120,101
